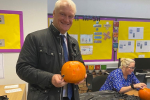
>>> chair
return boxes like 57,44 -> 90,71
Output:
118,58 -> 121,68
86,73 -> 93,92
135,74 -> 147,84
91,75 -> 108,92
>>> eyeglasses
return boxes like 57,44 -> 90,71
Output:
128,67 -> 135,70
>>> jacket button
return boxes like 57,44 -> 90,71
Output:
74,88 -> 76,90
58,90 -> 59,92
40,50 -> 42,52
45,90 -> 47,93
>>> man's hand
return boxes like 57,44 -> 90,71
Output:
74,74 -> 87,85
52,74 -> 68,87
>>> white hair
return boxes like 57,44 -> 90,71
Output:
119,58 -> 135,69
54,0 -> 76,14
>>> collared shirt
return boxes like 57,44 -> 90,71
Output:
60,33 -> 68,54
99,68 -> 140,92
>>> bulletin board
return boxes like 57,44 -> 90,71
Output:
69,19 -> 114,60
0,10 -> 24,52
117,19 -> 150,59
48,14 -> 114,61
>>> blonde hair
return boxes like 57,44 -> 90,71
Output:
54,0 -> 76,14
119,58 -> 135,69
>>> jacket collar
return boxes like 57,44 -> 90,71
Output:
49,23 -> 60,37
49,23 -> 76,45
67,34 -> 76,46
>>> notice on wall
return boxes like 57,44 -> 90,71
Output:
69,34 -> 78,41
0,53 -> 4,79
136,40 -> 150,52
81,46 -> 93,55
128,27 -> 143,39
80,34 -> 93,44
118,40 -> 134,53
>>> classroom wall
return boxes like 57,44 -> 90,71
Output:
48,0 -> 150,19
47,0 -> 150,88
47,0 -> 150,66
0,0 -> 47,86
1,0 -> 150,88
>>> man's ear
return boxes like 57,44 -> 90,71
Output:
53,10 -> 55,17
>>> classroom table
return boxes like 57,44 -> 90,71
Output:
125,89 -> 139,96
0,84 -> 26,100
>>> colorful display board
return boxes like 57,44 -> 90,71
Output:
117,19 -> 150,59
48,14 -> 150,62
0,10 -> 24,52
48,14 -> 115,62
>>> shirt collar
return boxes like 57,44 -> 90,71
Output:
60,32 -> 67,38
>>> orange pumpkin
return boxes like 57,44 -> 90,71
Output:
61,61 -> 86,83
138,88 -> 150,100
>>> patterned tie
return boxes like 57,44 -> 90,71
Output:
61,35 -> 72,100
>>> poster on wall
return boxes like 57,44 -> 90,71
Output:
49,18 -> 53,26
0,15 -> 5,24
0,10 -> 24,53
128,27 -> 143,39
81,46 -> 93,55
69,34 -> 78,41
80,34 -> 93,44
136,40 -> 150,52
118,40 -> 134,52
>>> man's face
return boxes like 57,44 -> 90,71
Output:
53,4 -> 75,34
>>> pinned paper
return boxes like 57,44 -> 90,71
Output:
0,15 -> 5,24
104,22 -> 111,30
113,32 -> 118,42
49,18 -> 53,26
94,32 -> 102,35
80,34 -> 93,44
93,24 -> 101,27
94,36 -> 102,39
114,21 -> 119,27
69,34 -> 78,41
138,55 -> 145,58
129,27 -> 143,39
113,43 -> 118,51
0,39 -> 5,47
94,40 -> 102,43
81,46 -> 93,55
113,32 -> 118,38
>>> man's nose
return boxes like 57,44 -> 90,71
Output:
64,16 -> 70,23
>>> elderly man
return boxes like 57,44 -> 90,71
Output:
16,0 -> 86,100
